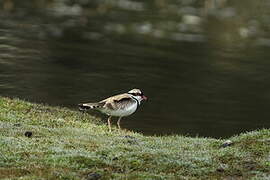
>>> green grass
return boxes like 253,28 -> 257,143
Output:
0,97 -> 269,180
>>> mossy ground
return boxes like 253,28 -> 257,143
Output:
0,97 -> 269,180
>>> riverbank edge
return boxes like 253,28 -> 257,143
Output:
0,97 -> 269,179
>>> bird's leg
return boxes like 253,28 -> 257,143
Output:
107,116 -> 112,132
117,117 -> 122,129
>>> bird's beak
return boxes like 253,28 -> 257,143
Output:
142,95 -> 148,100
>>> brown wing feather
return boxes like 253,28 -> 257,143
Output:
100,93 -> 131,103
114,97 -> 131,103
100,93 -> 134,110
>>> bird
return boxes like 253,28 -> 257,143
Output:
78,89 -> 147,132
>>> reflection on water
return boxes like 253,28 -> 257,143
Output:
1,0 -> 270,137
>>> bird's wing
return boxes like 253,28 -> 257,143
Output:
100,93 -> 134,110
100,93 -> 130,102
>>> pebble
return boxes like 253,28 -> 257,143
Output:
24,131 -> 33,138
220,140 -> 233,148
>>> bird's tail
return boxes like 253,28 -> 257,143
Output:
78,102 -> 102,111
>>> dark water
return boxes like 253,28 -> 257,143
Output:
1,0 -> 270,138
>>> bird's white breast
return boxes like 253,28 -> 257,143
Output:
101,102 -> 138,117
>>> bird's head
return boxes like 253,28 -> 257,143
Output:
128,89 -> 147,103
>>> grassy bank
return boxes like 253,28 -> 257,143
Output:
0,97 -> 269,180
